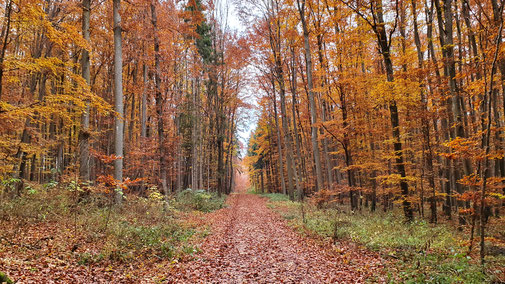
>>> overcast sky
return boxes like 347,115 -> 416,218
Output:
219,0 -> 259,158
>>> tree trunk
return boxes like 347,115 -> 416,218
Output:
316,32 -> 334,189
297,0 -> 323,192
412,0 -> 437,223
79,0 -> 91,182
141,64 -> 148,138
151,0 -> 168,199
271,79 -> 287,195
113,0 -> 124,203
0,0 -> 13,100
373,0 -> 413,221
289,45 -> 304,200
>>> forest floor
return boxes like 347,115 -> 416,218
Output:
3,172 -> 501,283
167,184 -> 387,283
1,172 -> 388,283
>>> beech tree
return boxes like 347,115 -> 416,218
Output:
245,0 -> 505,261
0,0 -> 248,203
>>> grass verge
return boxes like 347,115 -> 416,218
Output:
260,193 -> 503,283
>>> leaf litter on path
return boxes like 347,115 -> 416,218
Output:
167,193 -> 387,283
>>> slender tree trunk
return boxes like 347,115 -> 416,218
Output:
192,77 -> 197,189
297,0 -> 323,192
79,0 -> 91,182
128,66 -> 137,144
412,0 -> 437,223
289,46 -> 303,199
141,64 -> 148,138
113,0 -> 124,203
341,89 -> 357,210
151,0 -> 168,198
316,33 -> 334,189
272,83 -> 286,195
372,0 -> 413,221
0,0 -> 12,101
270,0 -> 296,198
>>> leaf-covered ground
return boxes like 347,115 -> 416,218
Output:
1,173 -> 388,283
0,192 -> 211,283
167,192 -> 387,283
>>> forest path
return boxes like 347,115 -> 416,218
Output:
167,181 -> 386,283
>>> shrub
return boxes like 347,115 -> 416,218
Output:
101,221 -> 195,261
174,189 -> 225,212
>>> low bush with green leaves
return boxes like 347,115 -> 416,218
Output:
174,189 -> 226,212
99,221 -> 197,262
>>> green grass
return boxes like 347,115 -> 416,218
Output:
264,197 -> 494,283
247,186 -> 258,194
248,188 -> 293,202
259,193 -> 291,202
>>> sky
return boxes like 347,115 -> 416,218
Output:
219,0 -> 259,158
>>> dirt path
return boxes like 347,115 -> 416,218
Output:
167,193 -> 386,283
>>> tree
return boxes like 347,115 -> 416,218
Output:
79,0 -> 91,182
113,0 -> 124,203
296,0 -> 324,192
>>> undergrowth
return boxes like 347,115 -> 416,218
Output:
0,182 -> 225,267
174,188 -> 226,212
261,193 -> 502,283
259,193 -> 291,202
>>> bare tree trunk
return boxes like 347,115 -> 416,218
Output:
113,0 -> 124,203
289,45 -> 303,199
315,32 -> 334,189
279,70 -> 297,198
225,111 -> 235,194
267,0 -> 297,198
151,0 -> 168,199
297,0 -> 323,192
370,0 -> 413,221
128,66 -> 137,144
141,64 -> 148,138
340,89 -> 357,210
79,0 -> 91,182
412,0 -> 437,223
192,77 -> 197,189
270,78 -> 286,195
0,0 -> 13,100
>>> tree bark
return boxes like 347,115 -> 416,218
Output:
0,0 -> 13,101
151,0 -> 169,198
113,0 -> 124,203
271,78 -> 287,195
79,0 -> 91,182
412,0 -> 437,223
371,0 -> 413,221
297,0 -> 323,192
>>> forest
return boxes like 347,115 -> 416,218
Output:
0,0 -> 505,282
